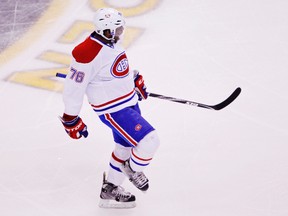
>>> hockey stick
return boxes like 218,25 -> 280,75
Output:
56,72 -> 241,111
148,89 -> 241,110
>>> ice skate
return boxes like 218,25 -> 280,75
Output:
120,160 -> 149,191
99,172 -> 136,209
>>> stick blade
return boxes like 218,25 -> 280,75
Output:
212,87 -> 241,110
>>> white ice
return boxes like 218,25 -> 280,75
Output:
0,0 -> 288,215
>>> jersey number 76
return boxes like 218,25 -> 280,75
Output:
70,67 -> 85,83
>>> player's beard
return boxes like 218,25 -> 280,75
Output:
113,26 -> 124,44
113,34 -> 123,44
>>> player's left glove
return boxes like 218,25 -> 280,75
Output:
133,70 -> 148,100
60,115 -> 88,139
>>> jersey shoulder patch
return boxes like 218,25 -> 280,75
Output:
72,37 -> 103,63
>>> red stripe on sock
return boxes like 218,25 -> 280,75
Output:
112,152 -> 125,163
131,148 -> 152,162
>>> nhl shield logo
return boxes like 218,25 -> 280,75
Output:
111,52 -> 129,78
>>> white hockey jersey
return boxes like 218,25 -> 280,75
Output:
63,34 -> 138,116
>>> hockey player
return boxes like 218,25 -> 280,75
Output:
60,8 -> 160,208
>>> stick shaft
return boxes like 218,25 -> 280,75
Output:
56,72 -> 241,110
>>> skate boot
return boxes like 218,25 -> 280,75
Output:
120,160 -> 149,191
99,172 -> 136,209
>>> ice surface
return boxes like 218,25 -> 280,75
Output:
0,0 -> 288,215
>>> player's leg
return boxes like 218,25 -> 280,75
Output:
107,141 -> 131,186
99,104 -> 160,191
128,130 -> 160,172
120,130 -> 160,191
99,141 -> 136,208
120,103 -> 160,173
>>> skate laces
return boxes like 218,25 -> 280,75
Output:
132,172 -> 147,186
112,185 -> 131,199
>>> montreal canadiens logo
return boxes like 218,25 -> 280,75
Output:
135,124 -> 142,131
111,52 -> 129,78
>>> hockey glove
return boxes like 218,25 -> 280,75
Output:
60,116 -> 88,139
133,70 -> 148,100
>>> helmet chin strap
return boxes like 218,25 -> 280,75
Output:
95,29 -> 121,44
101,29 -> 115,41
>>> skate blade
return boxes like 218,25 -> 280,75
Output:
99,199 -> 136,209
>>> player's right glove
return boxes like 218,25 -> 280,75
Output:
60,115 -> 88,139
133,70 -> 148,100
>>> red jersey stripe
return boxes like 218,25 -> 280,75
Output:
91,90 -> 135,108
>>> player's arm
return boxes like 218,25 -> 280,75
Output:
61,60 -> 92,139
60,38 -> 103,139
